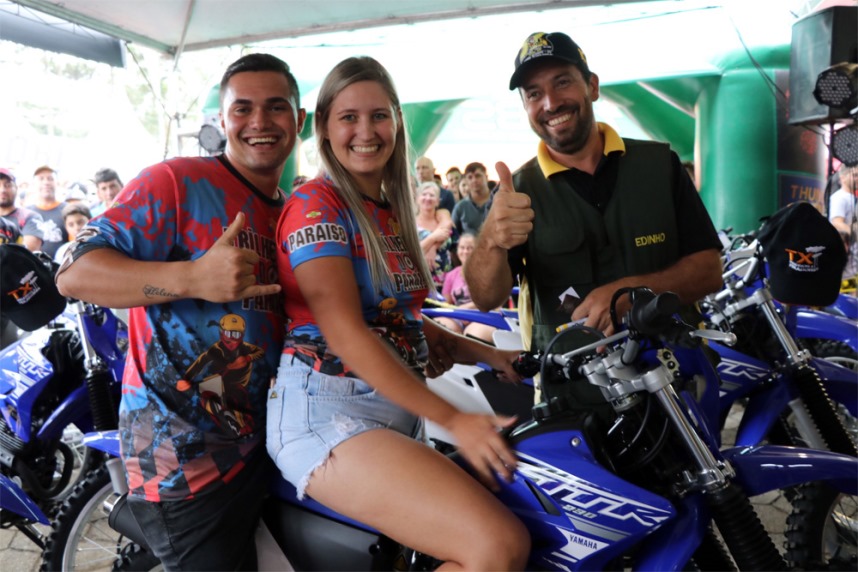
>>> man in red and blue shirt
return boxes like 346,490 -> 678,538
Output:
57,53 -> 306,571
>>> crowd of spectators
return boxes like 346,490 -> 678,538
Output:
402,156 -> 506,322
0,165 -> 123,262
2,154 -> 506,337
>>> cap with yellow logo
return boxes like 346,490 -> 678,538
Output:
509,31 -> 590,90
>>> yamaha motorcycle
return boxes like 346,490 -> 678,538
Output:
0,249 -> 125,552
427,281 -> 858,459
700,238 -> 858,457
50,288 -> 857,571
716,228 -> 857,358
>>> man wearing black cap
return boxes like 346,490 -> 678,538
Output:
0,168 -> 44,252
467,32 -> 723,358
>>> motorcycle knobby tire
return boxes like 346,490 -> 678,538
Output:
38,467 -> 152,572
785,482 -> 858,571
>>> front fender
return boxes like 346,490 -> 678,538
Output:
829,294 -> 858,320
82,430 -> 121,458
37,385 -> 92,440
793,309 -> 858,353
724,445 -> 858,495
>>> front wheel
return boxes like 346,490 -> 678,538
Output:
785,483 -> 858,570
807,339 -> 858,372
40,468 -> 140,571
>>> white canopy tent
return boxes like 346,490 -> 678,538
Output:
0,0 -> 830,188
4,0 -> 657,65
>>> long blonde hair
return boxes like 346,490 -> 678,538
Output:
315,56 -> 433,291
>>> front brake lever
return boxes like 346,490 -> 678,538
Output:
690,329 -> 737,345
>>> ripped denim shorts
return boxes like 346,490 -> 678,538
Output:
266,354 -> 422,499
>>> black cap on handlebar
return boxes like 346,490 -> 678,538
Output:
0,244 -> 66,330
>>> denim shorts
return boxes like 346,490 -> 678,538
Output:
266,355 -> 422,499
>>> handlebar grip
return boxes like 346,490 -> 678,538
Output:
629,291 -> 680,335
511,352 -> 541,378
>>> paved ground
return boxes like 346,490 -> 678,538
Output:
0,520 -> 49,572
0,403 -> 795,571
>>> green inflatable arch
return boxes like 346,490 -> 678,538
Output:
600,44 -> 827,234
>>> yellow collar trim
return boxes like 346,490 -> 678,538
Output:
537,122 -> 626,178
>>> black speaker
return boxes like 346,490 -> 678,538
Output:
789,5 -> 858,126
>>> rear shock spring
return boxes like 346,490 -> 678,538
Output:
85,370 -> 118,431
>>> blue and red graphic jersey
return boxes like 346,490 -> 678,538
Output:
277,177 -> 429,374
71,156 -> 285,501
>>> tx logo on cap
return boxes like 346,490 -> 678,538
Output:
784,246 -> 825,273
8,271 -> 41,304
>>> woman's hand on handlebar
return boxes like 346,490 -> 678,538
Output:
486,348 -> 524,383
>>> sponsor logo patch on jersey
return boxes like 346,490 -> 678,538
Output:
287,223 -> 348,251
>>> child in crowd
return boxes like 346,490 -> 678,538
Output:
435,232 -> 497,342
53,202 -> 91,263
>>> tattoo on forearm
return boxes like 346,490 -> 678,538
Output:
143,284 -> 180,299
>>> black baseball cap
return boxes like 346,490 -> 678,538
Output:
758,201 -> 846,307
0,244 -> 66,330
509,32 -> 590,90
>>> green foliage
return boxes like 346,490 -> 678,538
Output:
40,54 -> 95,80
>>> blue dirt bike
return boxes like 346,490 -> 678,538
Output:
426,283 -> 858,458
0,248 -> 125,552
67,288 -> 857,570
700,238 -> 858,457
716,229 -> 858,355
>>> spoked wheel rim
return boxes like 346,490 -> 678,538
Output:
822,493 -> 858,564
60,480 -> 128,571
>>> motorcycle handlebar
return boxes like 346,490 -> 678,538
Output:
629,290 -> 681,337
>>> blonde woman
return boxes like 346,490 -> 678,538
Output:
415,180 -> 453,287
269,56 -> 529,570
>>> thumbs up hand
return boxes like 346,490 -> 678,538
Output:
191,212 -> 281,302
482,161 -> 534,250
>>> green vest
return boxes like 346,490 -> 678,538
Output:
514,139 -> 679,353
